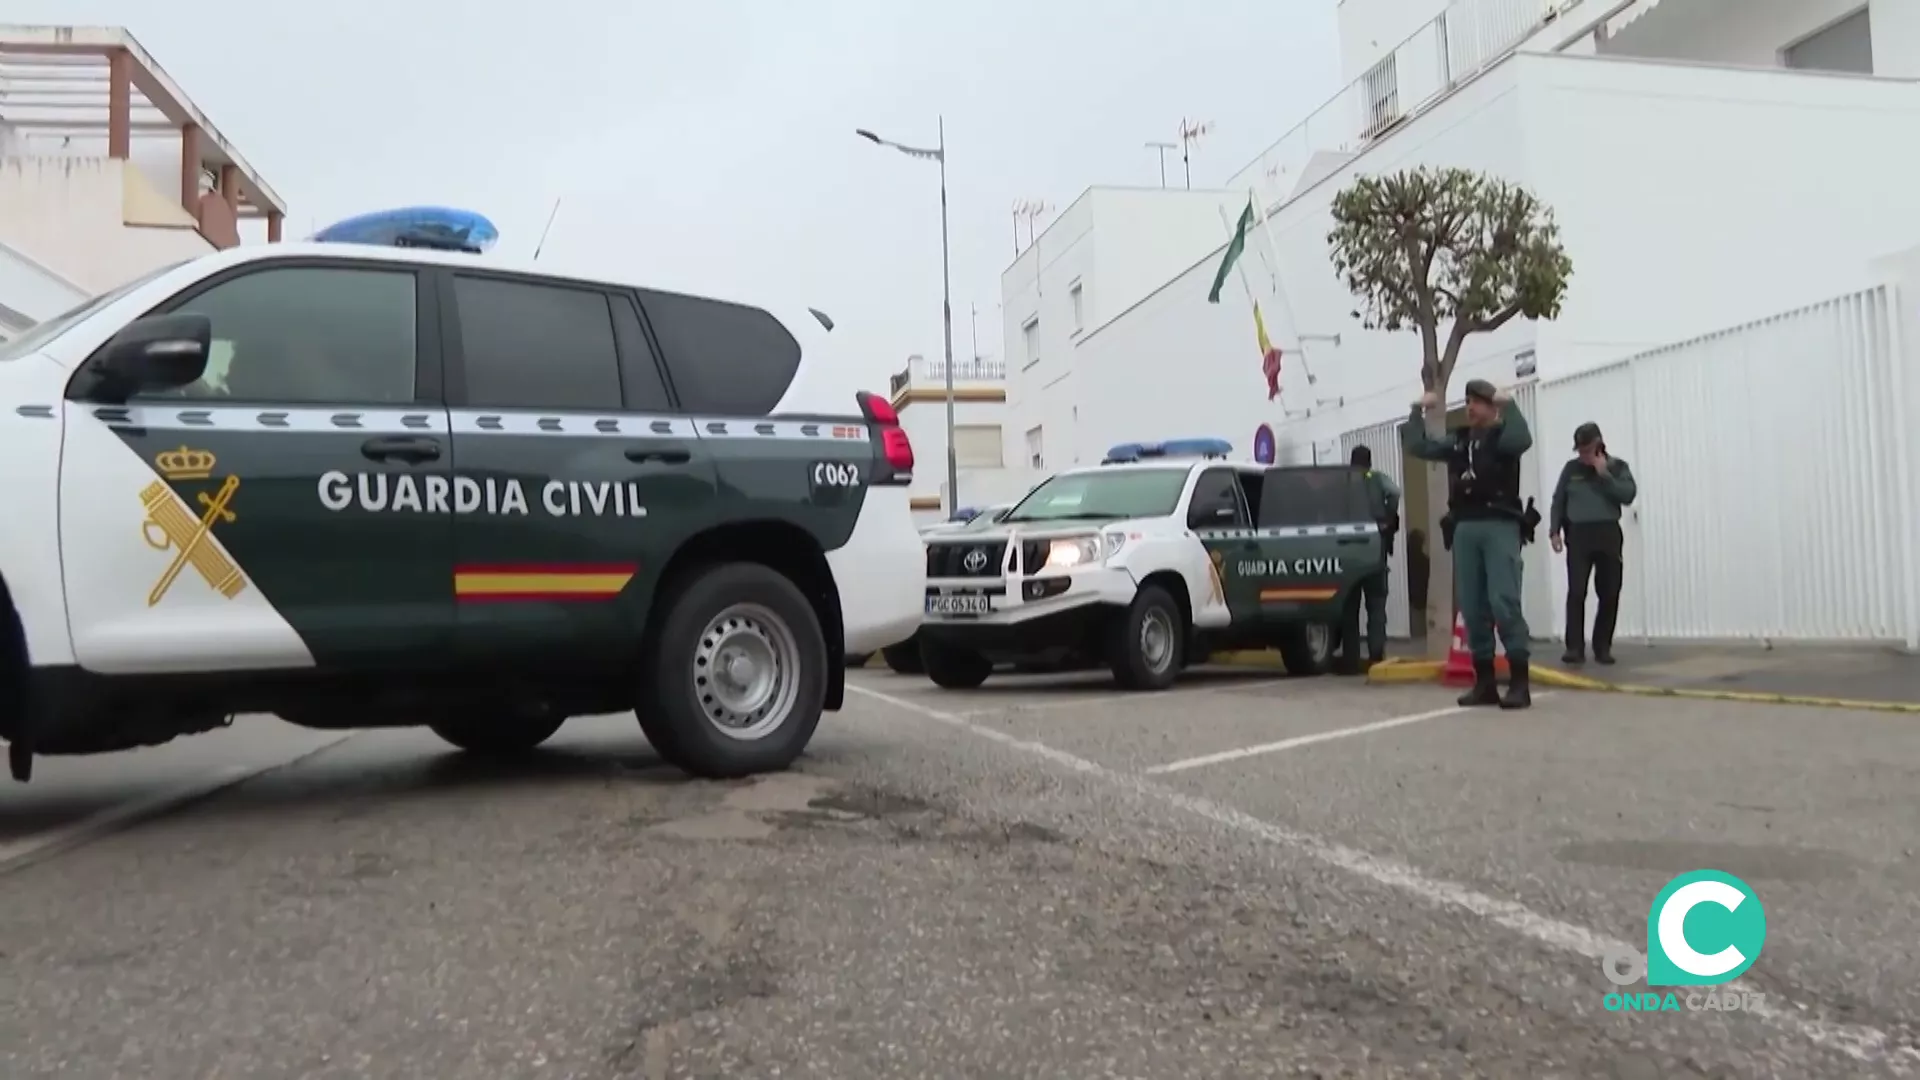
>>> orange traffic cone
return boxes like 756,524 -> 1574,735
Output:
1440,607 -> 1509,686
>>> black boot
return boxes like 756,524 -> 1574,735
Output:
1500,658 -> 1532,710
1456,658 -> 1500,707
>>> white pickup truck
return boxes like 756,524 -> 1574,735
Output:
915,440 -> 1387,690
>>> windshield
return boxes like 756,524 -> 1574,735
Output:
0,261 -> 184,364
1004,468 -> 1189,523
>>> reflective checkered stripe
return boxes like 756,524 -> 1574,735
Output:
1196,523 -> 1379,540
67,400 -> 874,670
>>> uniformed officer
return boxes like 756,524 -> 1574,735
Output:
1403,379 -> 1534,709
1550,422 -> 1637,665
1349,444 -> 1400,669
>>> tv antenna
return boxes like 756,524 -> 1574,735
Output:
1011,198 -> 1052,255
1178,118 -> 1213,190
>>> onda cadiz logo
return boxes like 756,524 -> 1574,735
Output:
1601,869 -> 1768,1014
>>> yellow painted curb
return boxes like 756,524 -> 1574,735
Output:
1366,659 -> 1445,684
1211,649 -> 1287,669
1529,666 -> 1920,714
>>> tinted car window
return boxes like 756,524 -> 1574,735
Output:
152,266 -> 416,404
456,275 -> 622,411
638,288 -> 799,415
609,293 -> 672,412
1189,469 -> 1247,526
1258,466 -> 1372,527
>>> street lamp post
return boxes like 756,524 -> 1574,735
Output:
856,120 -> 958,518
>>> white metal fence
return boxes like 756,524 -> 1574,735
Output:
1534,287 -> 1920,646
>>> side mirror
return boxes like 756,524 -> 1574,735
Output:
90,313 -> 211,402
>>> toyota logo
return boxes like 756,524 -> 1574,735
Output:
962,548 -> 990,573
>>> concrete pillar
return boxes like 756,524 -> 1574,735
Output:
107,49 -> 132,160
267,212 -> 283,243
179,122 -> 202,211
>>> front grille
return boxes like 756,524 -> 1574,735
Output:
926,541 -> 1006,578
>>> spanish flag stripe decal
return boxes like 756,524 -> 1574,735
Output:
1259,587 -> 1338,602
454,563 -> 636,602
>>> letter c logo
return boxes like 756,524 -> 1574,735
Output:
1646,870 -> 1765,987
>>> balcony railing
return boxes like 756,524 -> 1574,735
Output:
889,356 -> 1007,395
1232,0 -> 1560,208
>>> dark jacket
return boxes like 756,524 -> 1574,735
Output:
1402,399 -> 1533,521
1550,456 -> 1637,531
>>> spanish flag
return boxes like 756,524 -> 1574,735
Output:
1255,302 -> 1283,401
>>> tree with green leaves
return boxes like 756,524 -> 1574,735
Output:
1326,165 -> 1573,655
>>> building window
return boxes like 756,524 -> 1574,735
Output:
952,424 -> 1003,467
1069,281 -> 1084,333
1361,55 -> 1401,137
1022,316 -> 1040,369
1783,8 -> 1873,75
1025,425 -> 1044,470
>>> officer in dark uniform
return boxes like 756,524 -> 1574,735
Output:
1550,422 -> 1637,665
1403,379 -> 1534,709
1350,445 -> 1400,669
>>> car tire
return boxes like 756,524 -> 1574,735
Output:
637,561 -> 827,779
920,638 -> 991,689
428,709 -> 567,755
882,636 -> 925,675
1275,622 -> 1335,677
1108,585 -> 1185,691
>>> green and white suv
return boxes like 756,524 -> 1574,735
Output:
916,440 -> 1386,690
0,241 -> 925,782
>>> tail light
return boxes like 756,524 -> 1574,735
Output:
856,391 -> 915,478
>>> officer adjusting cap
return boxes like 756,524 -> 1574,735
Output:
1462,378 -> 1498,403
1573,422 -> 1603,449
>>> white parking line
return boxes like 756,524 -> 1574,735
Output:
1142,704 -> 1473,774
845,682 -> 1913,1070
953,677 -> 1291,718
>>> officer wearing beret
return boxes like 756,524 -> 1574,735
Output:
1403,379 -> 1534,709
1550,422 -> 1637,665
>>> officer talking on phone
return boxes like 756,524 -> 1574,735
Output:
1403,379 -> 1535,709
1550,422 -> 1637,665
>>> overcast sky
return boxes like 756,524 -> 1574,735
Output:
14,0 -> 1340,393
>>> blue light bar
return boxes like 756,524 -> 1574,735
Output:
1102,437 -> 1234,464
313,207 -> 500,253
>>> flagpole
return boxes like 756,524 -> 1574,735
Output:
1216,203 -> 1283,407
1246,188 -> 1317,387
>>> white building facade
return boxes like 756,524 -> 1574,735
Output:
1001,0 -> 1920,647
888,354 -> 1030,525
0,25 -> 288,325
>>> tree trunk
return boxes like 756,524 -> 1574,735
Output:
1421,402 -> 1453,660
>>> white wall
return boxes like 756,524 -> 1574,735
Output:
1000,186 -> 1275,478
1597,0 -> 1914,75
1523,54 -> 1920,377
897,393 -> 1018,515
1065,57 -> 1539,469
1338,0 -> 1453,83
0,156 -> 215,294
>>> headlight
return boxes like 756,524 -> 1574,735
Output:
1043,533 -> 1127,570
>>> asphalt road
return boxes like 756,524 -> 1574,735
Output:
0,669 -> 1915,1079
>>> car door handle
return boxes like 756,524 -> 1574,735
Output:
361,436 -> 441,463
625,447 -> 691,465
1337,536 -> 1371,545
